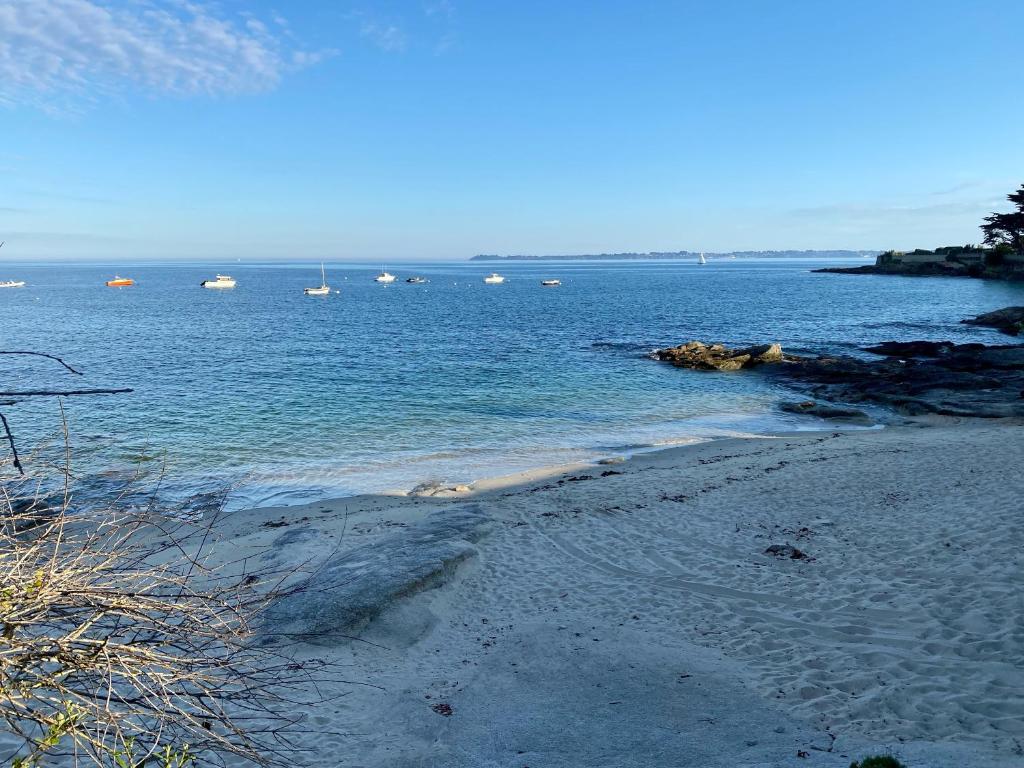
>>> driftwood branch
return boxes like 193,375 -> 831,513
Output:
0,351 -> 84,376
0,388 -> 134,397
0,412 -> 23,475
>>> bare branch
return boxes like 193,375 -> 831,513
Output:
0,388 -> 134,397
0,351 -> 85,376
0,412 -> 23,475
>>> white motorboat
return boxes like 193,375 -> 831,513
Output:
698,252 -> 707,265
374,267 -> 396,283
304,263 -> 331,295
483,273 -> 505,284
201,274 -> 236,289
406,276 -> 428,284
541,279 -> 561,286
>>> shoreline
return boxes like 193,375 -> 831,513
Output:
234,417 -> 886,512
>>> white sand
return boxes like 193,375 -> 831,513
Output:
8,422 -> 1022,766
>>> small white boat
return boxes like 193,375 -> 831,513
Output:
483,273 -> 505,284
201,274 -> 236,289
0,242 -> 23,287
698,252 -> 707,265
406,276 -> 428,284
541,279 -> 561,286
374,267 -> 396,283
304,263 -> 331,295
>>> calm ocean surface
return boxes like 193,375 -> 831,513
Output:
2,258 -> 1022,510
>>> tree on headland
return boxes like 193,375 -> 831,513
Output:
981,183 -> 1024,254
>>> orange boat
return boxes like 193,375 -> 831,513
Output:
105,276 -> 134,287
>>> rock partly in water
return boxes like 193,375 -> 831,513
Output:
262,503 -> 492,642
409,480 -> 473,497
654,338 -> 1024,419
962,306 -> 1024,336
654,341 -> 787,371
765,544 -> 807,560
779,401 -> 873,425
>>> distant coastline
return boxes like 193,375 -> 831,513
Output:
470,250 -> 879,261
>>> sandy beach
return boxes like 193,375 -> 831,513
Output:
199,419 -> 1024,767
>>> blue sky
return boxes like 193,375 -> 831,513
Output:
1,0 -> 1022,260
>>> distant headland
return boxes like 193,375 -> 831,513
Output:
817,182 -> 1024,281
470,249 -> 879,261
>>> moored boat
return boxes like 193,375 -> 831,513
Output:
483,273 -> 505,284
374,268 -> 396,283
201,274 -> 236,289
406,276 -> 428,284
0,241 -> 25,287
106,276 -> 134,287
541,279 -> 561,286
304,263 -> 331,295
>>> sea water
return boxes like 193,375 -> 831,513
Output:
1,258 -> 1021,509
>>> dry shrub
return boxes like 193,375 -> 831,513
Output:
0,427 -> 338,767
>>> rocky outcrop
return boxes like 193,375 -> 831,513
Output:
962,306 -> 1024,336
779,401 -> 873,424
654,341 -> 787,371
815,262 -> 977,278
654,340 -> 1024,418
262,504 -> 492,642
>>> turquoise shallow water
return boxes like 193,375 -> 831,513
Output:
1,258 -> 1022,509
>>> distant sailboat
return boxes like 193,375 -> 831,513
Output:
0,242 -> 25,287
698,252 -> 707,265
304,263 -> 331,295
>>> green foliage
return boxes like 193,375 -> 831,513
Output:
981,183 -> 1024,252
985,242 -> 1014,267
109,738 -> 195,768
849,756 -> 906,768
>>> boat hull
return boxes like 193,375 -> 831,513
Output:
106,279 -> 133,287
0,281 -> 26,288
304,286 -> 331,295
201,281 -> 236,289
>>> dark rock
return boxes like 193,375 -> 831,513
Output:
765,544 -> 807,560
962,306 -> 1024,336
654,337 -> 1024,419
779,401 -> 873,424
863,341 -> 957,357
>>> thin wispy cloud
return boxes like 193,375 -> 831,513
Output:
359,19 -> 408,53
791,199 -> 1004,222
0,0 -> 332,108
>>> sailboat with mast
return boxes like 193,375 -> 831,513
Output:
0,242 -> 26,288
304,263 -> 331,295
698,252 -> 707,265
